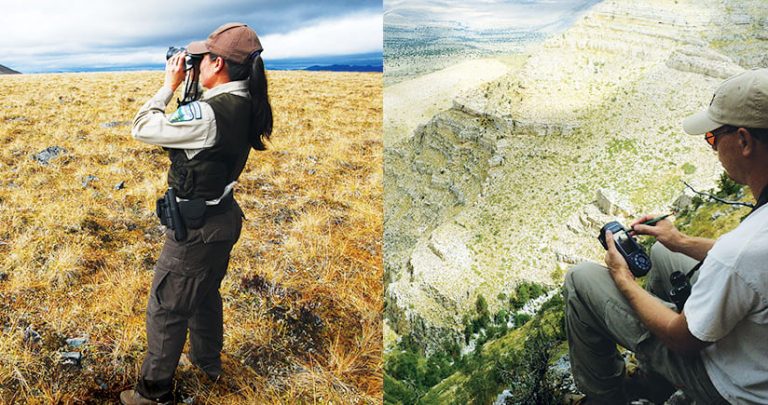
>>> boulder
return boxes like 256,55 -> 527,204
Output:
32,146 -> 66,165
672,192 -> 694,212
596,188 -> 633,216
59,351 -> 82,366
82,175 -> 98,188
65,337 -> 88,348
100,121 -> 131,129
665,47 -> 742,79
488,154 -> 505,167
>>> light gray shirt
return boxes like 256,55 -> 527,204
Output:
131,80 -> 249,159
686,203 -> 768,404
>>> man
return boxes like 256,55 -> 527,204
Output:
120,23 -> 272,404
565,68 -> 768,404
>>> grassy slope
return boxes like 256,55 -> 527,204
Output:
0,70 -> 382,403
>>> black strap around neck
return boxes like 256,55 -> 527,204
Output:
753,185 -> 768,213
686,259 -> 704,279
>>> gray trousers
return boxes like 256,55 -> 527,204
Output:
564,242 -> 727,404
137,203 -> 242,401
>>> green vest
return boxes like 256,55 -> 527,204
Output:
167,93 -> 251,199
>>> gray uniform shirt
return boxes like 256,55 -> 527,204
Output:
131,80 -> 250,202
131,80 -> 250,159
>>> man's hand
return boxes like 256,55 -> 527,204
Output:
630,214 -> 684,250
604,230 -> 634,286
164,52 -> 186,92
631,214 -> 714,261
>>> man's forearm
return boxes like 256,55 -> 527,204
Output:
674,235 -> 714,262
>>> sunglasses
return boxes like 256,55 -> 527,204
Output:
704,125 -> 737,149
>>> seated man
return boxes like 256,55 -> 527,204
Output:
565,68 -> 768,404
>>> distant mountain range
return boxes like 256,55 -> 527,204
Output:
304,64 -> 382,72
267,52 -> 382,72
10,52 -> 383,74
0,64 -> 21,74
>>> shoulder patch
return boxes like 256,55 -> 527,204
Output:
169,101 -> 204,123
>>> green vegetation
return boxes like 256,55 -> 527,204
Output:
676,173 -> 751,239
509,281 -> 546,310
682,162 -> 696,175
606,137 -> 638,157
385,282 -> 552,405
384,336 -> 462,405
421,292 -> 566,405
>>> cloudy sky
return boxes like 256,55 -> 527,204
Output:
385,0 -> 599,31
1,0 -> 383,73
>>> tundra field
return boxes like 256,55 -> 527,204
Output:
0,70 -> 382,403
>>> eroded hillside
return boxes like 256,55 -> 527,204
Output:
385,0 -> 768,345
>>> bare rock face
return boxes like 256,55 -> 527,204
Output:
704,0 -> 768,68
666,47 -> 742,79
596,188 -> 633,216
384,109 -> 496,277
672,187 -> 699,212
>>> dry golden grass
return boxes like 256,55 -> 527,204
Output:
0,70 -> 382,403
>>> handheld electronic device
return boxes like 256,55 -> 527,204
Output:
598,221 -> 652,277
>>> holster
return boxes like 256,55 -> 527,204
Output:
155,189 -> 234,238
155,188 -> 187,241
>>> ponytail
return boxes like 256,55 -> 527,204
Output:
216,53 -> 273,151
248,56 -> 272,150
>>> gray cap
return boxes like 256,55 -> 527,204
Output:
683,68 -> 768,135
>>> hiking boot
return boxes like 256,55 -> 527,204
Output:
119,389 -> 172,405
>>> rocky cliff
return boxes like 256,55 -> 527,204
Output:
385,0 -> 768,347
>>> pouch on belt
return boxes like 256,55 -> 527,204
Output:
179,199 -> 206,229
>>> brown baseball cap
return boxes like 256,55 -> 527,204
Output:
683,68 -> 768,134
187,22 -> 263,64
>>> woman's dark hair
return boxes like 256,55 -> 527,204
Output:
210,52 -> 273,150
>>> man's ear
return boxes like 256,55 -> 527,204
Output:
738,127 -> 755,157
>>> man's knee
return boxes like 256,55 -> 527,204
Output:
649,241 -> 671,264
565,261 -> 611,294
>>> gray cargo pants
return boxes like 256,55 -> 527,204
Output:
564,242 -> 727,404
136,202 -> 243,401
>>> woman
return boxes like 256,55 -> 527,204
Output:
121,22 -> 272,405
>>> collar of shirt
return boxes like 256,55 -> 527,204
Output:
202,80 -> 249,100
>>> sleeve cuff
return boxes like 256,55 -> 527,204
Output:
686,319 -> 718,342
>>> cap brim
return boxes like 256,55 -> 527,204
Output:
682,110 -> 723,135
186,40 -> 209,55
